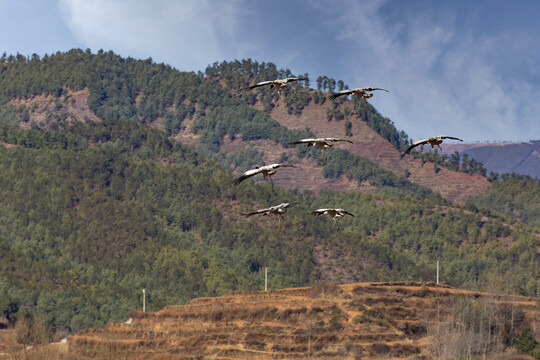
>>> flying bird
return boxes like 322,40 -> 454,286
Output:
233,163 -> 296,192
400,135 -> 463,161
328,87 -> 388,116
288,137 -> 353,165
241,202 -> 298,228
310,208 -> 355,232
243,77 -> 308,107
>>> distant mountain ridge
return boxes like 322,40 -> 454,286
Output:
443,141 -> 540,178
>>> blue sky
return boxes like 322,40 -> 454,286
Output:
2,0 -> 540,142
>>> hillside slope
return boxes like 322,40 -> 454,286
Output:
69,282 -> 539,359
265,103 -> 490,203
1,50 -> 489,203
0,51 -> 537,334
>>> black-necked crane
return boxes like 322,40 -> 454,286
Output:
329,87 -> 388,116
243,77 -> 308,107
400,135 -> 463,161
310,208 -> 354,232
241,202 -> 298,228
288,137 -> 353,165
233,163 -> 296,192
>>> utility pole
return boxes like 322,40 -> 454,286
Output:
436,261 -> 439,285
265,267 -> 268,292
142,289 -> 146,312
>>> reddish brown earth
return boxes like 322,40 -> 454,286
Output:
67,282 -> 538,360
10,88 -> 101,127
264,98 -> 490,203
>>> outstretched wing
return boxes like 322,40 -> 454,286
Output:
438,135 -> 463,142
283,77 -> 308,83
324,138 -> 354,144
362,87 -> 389,93
275,202 -> 298,210
233,167 -> 262,185
242,80 -> 275,91
310,208 -> 329,216
401,139 -> 429,157
340,210 -> 355,217
241,207 -> 271,217
287,138 -> 317,145
329,89 -> 355,100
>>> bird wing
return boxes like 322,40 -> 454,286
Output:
287,138 -> 318,145
311,208 -> 330,216
277,202 -> 299,210
401,139 -> 429,157
241,207 -> 271,217
437,136 -> 463,142
275,202 -> 293,209
362,87 -> 389,92
269,163 -> 296,169
233,167 -> 262,185
324,138 -> 354,144
264,163 -> 282,170
329,89 -> 354,100
340,210 -> 355,217
243,80 -> 275,91
284,77 -> 308,83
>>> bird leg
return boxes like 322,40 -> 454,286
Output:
276,89 -> 282,107
318,149 -> 326,165
437,145 -> 445,160
363,98 -> 368,117
279,214 -> 285,229
354,94 -> 361,116
269,176 -> 275,192
330,218 -> 337,232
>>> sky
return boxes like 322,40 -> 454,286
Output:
2,0 -> 540,143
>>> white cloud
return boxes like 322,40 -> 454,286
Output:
313,0 -> 540,142
58,0 -> 249,71
56,0 -> 540,141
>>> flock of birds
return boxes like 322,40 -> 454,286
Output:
233,77 -> 463,231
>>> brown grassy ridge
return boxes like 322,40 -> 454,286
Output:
66,281 -> 538,360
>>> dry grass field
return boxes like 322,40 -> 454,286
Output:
62,282 -> 538,359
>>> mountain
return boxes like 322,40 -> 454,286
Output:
68,282 -> 538,359
0,50 -> 537,336
443,141 -> 540,179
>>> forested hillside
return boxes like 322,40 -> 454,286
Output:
0,50 -> 538,333
0,49 -> 472,201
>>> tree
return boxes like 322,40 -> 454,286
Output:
514,327 -> 538,355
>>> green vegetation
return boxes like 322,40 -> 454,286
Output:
514,326 -> 539,356
0,50 -> 537,336
0,119 -> 536,333
204,59 -> 412,152
473,173 -> 540,228
0,50 -> 439,200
